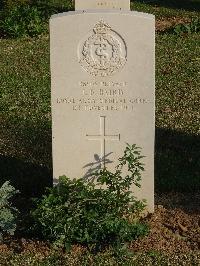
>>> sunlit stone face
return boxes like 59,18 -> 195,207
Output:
50,10 -> 155,212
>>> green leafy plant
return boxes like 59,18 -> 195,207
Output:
2,0 -> 74,16
0,0 -> 74,38
32,0 -> 74,18
32,144 -> 148,251
2,0 -> 31,10
0,181 -> 19,242
174,18 -> 200,35
0,5 -> 46,38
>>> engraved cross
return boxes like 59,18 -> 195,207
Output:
86,116 -> 120,168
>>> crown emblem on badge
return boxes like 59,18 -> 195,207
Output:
93,20 -> 111,35
78,20 -> 127,77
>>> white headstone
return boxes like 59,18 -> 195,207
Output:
50,10 -> 155,212
75,0 -> 130,10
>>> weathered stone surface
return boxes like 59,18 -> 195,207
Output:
75,0 -> 130,10
50,11 -> 155,212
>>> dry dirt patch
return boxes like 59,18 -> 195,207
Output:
131,193 -> 200,254
156,17 -> 192,31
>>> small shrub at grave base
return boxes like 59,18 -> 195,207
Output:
0,181 -> 19,242
31,144 -> 148,251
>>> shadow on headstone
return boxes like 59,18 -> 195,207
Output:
132,0 -> 200,12
155,127 -> 200,193
83,152 -> 113,182
1,125 -> 199,197
0,155 -> 52,197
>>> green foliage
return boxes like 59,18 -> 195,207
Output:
0,5 -> 46,38
173,18 -> 200,35
0,181 -> 19,241
0,250 -> 200,266
2,0 -> 31,9
162,17 -> 200,36
32,0 -> 74,17
0,0 -> 74,38
2,0 -> 73,12
131,0 -> 200,19
32,144 -> 148,251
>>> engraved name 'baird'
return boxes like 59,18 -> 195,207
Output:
83,88 -> 124,96
78,20 -> 127,77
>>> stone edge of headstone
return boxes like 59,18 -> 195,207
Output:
50,10 -> 155,20
50,8 -> 155,214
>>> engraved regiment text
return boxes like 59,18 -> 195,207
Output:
56,80 -> 152,112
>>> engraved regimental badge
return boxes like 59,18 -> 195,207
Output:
78,20 -> 127,77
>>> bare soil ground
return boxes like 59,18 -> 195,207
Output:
131,193 -> 200,254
